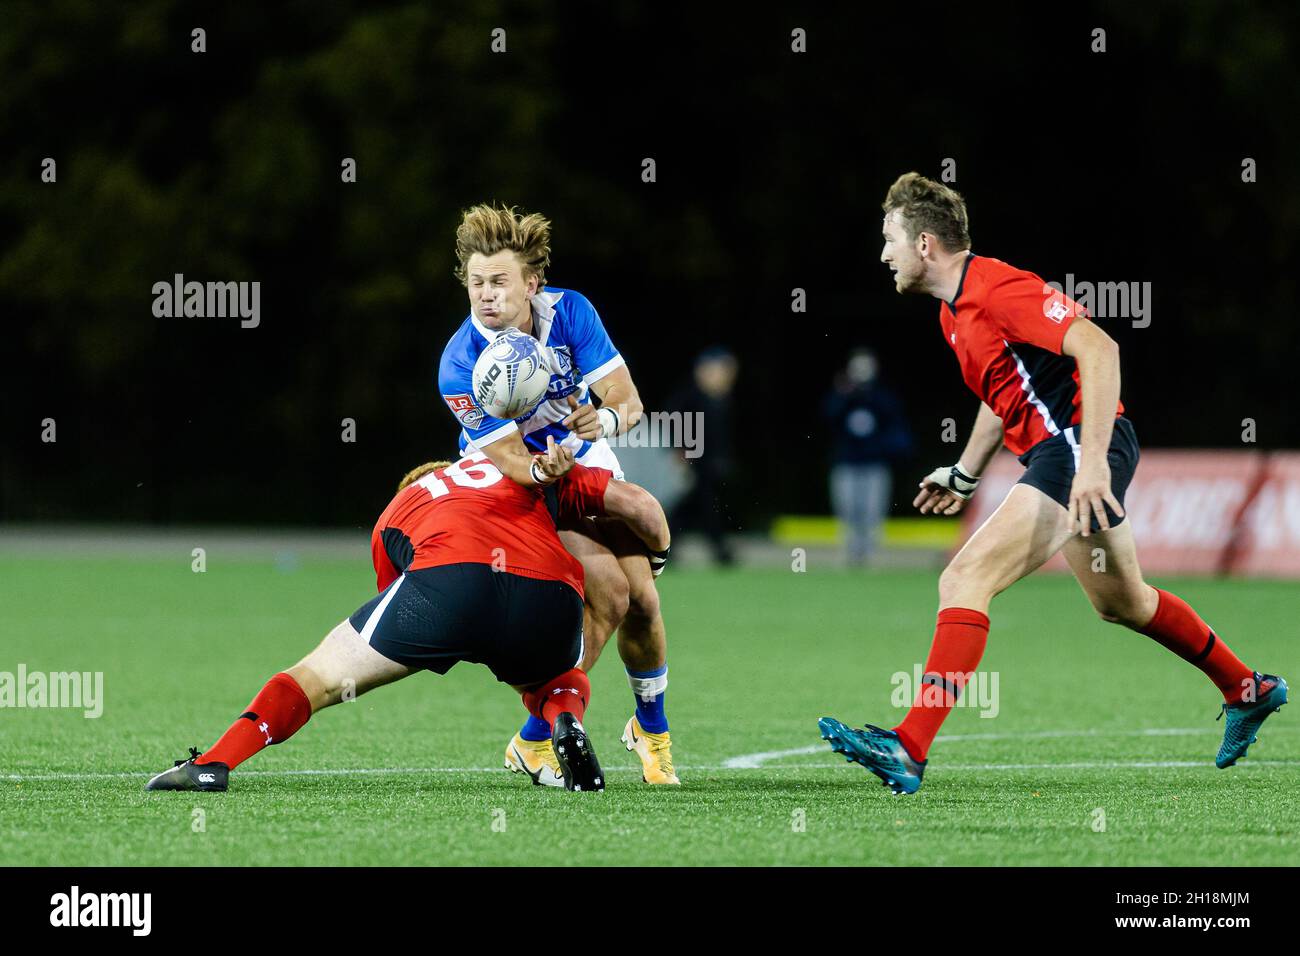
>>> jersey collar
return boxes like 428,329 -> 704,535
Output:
528,289 -> 564,347
946,252 -> 975,310
468,288 -> 564,344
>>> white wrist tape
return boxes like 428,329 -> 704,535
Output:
597,406 -> 620,439
530,459 -> 556,486
925,462 -> 981,500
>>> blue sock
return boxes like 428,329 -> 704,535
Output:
519,714 -> 552,741
627,665 -> 669,734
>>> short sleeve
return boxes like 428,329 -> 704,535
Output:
437,346 -> 518,446
556,463 -> 612,523
987,271 -> 1089,355
562,291 -> 624,384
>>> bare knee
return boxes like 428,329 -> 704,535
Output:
1092,586 -> 1157,629
624,577 -> 661,628
1095,606 -> 1139,628
290,643 -> 356,710
937,564 -> 963,607
939,559 -> 983,608
286,662 -> 333,712
289,620 -> 408,710
288,625 -> 354,709
579,600 -> 617,669
588,565 -> 631,628
938,552 -> 1007,612
1092,598 -> 1154,629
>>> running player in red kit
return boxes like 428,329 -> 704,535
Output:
145,441 -> 671,793
819,172 -> 1287,794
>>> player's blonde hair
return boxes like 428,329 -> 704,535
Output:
453,203 -> 552,288
882,172 -> 971,252
396,461 -> 452,493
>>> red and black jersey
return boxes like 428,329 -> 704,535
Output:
939,254 -> 1124,456
368,454 -> 612,596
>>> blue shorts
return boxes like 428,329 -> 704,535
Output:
1016,416 -> 1140,533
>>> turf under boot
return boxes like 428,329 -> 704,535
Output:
145,747 -> 229,792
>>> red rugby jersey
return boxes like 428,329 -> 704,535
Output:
368,454 -> 612,596
939,254 -> 1123,456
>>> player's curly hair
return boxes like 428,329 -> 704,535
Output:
453,203 -> 551,288
396,461 -> 452,493
882,172 -> 971,252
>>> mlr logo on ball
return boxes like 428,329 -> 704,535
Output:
49,886 -> 152,936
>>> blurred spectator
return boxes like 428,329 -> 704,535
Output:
667,347 -> 739,566
823,349 -> 913,565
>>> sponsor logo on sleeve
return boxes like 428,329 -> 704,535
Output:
1043,292 -> 1072,323
444,393 -> 484,429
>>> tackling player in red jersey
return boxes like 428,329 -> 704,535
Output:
819,172 -> 1287,794
145,440 -> 671,794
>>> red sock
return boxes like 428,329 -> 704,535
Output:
523,669 -> 591,726
196,672 -> 313,769
1140,589 -> 1254,702
893,608 -> 990,762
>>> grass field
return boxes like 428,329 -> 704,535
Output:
2,555 -> 1297,866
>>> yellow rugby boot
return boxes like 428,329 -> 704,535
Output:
504,733 -> 564,787
621,716 -> 681,785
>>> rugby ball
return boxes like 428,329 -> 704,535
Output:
471,328 -> 551,420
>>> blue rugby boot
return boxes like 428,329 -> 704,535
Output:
818,717 -> 926,794
1216,673 -> 1287,769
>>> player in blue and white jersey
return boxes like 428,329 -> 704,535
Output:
437,203 -> 679,786
440,285 -> 626,474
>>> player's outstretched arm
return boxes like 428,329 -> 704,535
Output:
602,479 -> 670,556
479,431 -> 571,487
914,402 -> 1003,515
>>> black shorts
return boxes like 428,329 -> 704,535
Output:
348,564 -> 584,686
1016,416 -> 1140,533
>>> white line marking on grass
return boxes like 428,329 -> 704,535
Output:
7,766 -> 675,782
5,767 -> 500,782
797,760 -> 1300,771
7,728 -> 1298,783
721,745 -> 825,768
8,758 -> 1300,784
941,760 -> 1273,770
724,727 -> 1239,769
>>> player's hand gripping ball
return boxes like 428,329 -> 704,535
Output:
472,328 -> 552,420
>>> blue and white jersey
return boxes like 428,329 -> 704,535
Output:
438,287 -> 626,464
